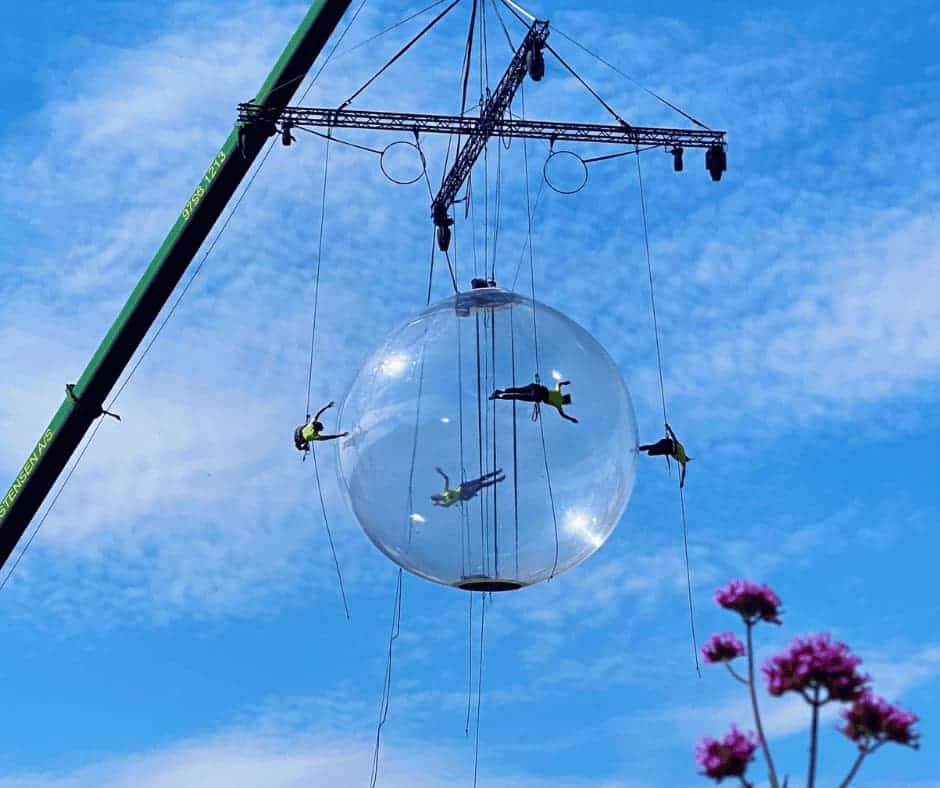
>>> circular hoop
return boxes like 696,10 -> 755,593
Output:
380,140 -> 428,186
543,150 -> 589,195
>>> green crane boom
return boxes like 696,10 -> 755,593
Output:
0,0 -> 352,572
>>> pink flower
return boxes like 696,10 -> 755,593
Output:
695,725 -> 758,782
715,580 -> 782,625
702,632 -> 745,664
841,692 -> 920,749
763,633 -> 868,703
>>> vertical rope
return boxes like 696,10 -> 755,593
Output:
311,444 -> 349,619
635,146 -> 668,428
474,314 -> 488,575
465,591 -> 474,734
305,132 -> 332,419
509,308 -> 519,576
369,568 -> 403,788
635,147 -> 699,675
520,86 -> 542,381
519,86 -> 558,576
490,307 -> 498,577
472,592 -> 487,787
679,485 -> 700,675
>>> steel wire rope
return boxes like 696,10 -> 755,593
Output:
0,135 -> 282,593
634,146 -> 699,676
543,41 -> 632,128
303,131 -> 351,619
474,314 -> 487,575
465,590 -> 474,734
369,567 -> 403,788
471,591 -> 487,788
371,235 -> 439,786
311,444 -> 350,619
490,303 -> 499,577
334,0 -> 452,61
518,85 -> 559,578
263,0 -> 369,101
549,25 -> 712,130
294,125 -> 382,156
509,307 -> 519,575
339,0 -> 462,110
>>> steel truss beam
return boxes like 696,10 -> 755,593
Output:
237,104 -> 726,151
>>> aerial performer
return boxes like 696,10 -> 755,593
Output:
489,380 -> 578,423
638,423 -> 691,488
431,467 -> 505,508
294,401 -> 348,452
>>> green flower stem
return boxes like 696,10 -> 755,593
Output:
837,742 -> 882,788
746,622 -> 779,788
807,688 -> 821,788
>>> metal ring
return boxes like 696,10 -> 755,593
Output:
380,140 -> 428,185
542,150 -> 589,195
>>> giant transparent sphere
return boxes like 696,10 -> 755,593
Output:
337,288 -> 637,591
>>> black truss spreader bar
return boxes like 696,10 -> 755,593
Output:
238,103 -> 726,150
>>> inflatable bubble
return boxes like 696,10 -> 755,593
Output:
337,287 -> 637,591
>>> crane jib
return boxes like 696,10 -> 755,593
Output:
0,0 -> 353,573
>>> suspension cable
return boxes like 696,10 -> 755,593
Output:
472,591 -> 487,787
369,568 -> 403,788
543,41 -> 632,128
550,25 -> 712,130
635,146 -> 699,675
518,86 -> 560,577
335,0 -> 452,61
339,0 -> 462,110
311,444 -> 350,619
305,131 -> 332,419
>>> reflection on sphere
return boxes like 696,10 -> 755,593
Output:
338,288 -> 637,591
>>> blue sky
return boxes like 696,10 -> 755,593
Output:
1,0 -> 939,786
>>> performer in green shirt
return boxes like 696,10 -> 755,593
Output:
431,467 -> 505,508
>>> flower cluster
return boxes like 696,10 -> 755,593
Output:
763,633 -> 868,703
714,580 -> 782,625
695,725 -> 758,782
702,632 -> 745,664
841,693 -> 920,749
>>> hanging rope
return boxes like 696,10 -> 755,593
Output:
679,485 -> 700,675
465,591 -> 474,734
490,307 -> 499,577
509,308 -> 519,576
472,592 -> 487,788
339,0 -> 461,110
518,85 -> 560,578
543,41 -> 632,128
311,444 -> 350,619
634,146 -> 668,429
299,132 -> 351,620
305,131 -> 332,419
635,146 -> 700,676
474,313 -> 488,575
369,568 -> 403,788
550,25 -> 712,131
336,0 -> 452,61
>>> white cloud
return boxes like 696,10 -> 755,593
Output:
0,727 -> 648,788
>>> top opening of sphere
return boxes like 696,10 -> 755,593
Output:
337,287 -> 638,591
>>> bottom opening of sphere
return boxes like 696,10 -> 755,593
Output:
338,288 -> 638,591
454,577 -> 526,593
